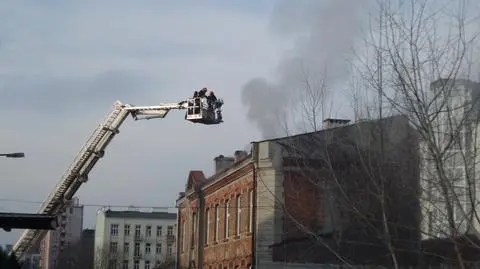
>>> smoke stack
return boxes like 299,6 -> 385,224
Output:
214,155 -> 235,173
234,150 -> 248,162
323,118 -> 351,129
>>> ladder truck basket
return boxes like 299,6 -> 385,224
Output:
186,97 -> 208,120
185,97 -> 223,125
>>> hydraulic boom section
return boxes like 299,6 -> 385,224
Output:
126,96 -> 224,125
11,92 -> 224,260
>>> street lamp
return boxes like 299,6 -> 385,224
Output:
0,152 -> 25,158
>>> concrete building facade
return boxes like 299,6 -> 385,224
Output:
39,197 -> 83,269
5,244 -> 13,252
94,209 -> 177,269
177,115 -> 421,269
21,242 -> 40,269
22,254 -> 41,269
422,78 -> 480,239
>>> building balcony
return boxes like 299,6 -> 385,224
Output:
133,253 -> 143,259
134,234 -> 144,241
166,235 -> 175,244
143,252 -> 154,259
109,251 -> 121,258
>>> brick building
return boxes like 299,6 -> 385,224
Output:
176,115 -> 421,269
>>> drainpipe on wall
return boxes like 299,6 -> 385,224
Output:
251,142 -> 259,269
196,187 -> 205,269
175,208 -> 181,269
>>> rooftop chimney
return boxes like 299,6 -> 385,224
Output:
234,150 -> 248,162
323,118 -> 351,129
214,155 -> 235,173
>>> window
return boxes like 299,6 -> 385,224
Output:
124,224 -> 130,236
134,260 -> 139,269
224,199 -> 230,238
145,261 -> 150,269
109,259 -> 117,269
249,190 -> 253,232
214,205 -> 219,241
191,213 -> 196,246
124,242 -> 129,254
206,208 -> 210,243
236,195 -> 242,236
69,207 -> 73,214
135,225 -> 141,237
134,243 -> 140,256
156,226 -> 162,237
111,224 -> 119,236
122,261 -> 128,269
110,242 -> 118,253
167,244 -> 173,257
146,225 -> 152,237
145,243 -> 151,254
167,225 -> 173,236
156,244 -> 162,254
181,221 -> 185,252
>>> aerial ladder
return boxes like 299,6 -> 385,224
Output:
10,93 -> 224,259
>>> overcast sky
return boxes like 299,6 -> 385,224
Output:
0,0 -> 292,245
2,0 -> 477,247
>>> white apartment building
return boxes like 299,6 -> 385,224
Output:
94,208 -> 178,269
22,254 -> 41,269
39,197 -> 84,269
21,242 -> 40,269
422,78 -> 480,239
5,244 -> 13,252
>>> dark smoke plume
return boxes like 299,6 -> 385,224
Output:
241,0 -> 372,139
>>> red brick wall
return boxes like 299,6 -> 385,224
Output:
203,172 -> 254,268
282,170 -> 324,240
177,165 -> 255,269
177,200 -> 191,269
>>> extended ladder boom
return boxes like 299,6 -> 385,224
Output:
11,97 -> 217,259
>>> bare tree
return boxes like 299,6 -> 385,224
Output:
93,245 -> 125,269
295,65 -> 334,132
55,239 -> 94,269
351,0 -> 480,267
152,257 -> 176,269
257,1 -> 480,268
258,7 -> 419,269
273,65 -> 334,137
269,114 -> 419,268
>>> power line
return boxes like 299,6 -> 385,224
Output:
0,198 -> 176,209
0,197 -> 260,209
